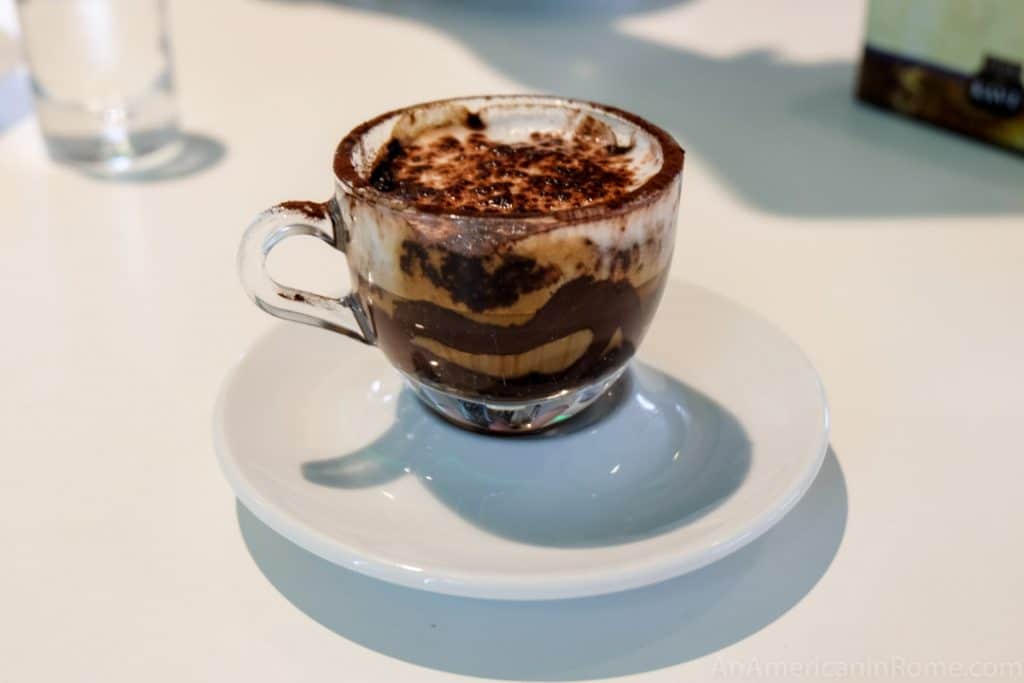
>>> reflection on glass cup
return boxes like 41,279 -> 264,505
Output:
240,95 -> 684,433
16,0 -> 179,172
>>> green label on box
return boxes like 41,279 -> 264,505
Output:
867,0 -> 1024,71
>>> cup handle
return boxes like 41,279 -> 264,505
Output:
238,199 -> 375,345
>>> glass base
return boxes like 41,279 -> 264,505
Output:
405,366 -> 628,434
43,123 -> 181,176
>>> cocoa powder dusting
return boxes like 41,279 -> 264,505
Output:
368,129 -> 636,216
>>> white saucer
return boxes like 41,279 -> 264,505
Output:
214,280 -> 829,600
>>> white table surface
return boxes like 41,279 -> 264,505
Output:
3,0 -> 1024,681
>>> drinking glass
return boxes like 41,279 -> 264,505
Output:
16,0 -> 179,172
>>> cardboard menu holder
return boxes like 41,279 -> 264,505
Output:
857,0 -> 1023,155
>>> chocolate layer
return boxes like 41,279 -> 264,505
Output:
360,271 -> 668,399
398,239 -> 561,312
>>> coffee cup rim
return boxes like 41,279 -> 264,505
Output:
332,94 -> 684,225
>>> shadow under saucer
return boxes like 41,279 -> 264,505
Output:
76,131 -> 226,182
238,449 -> 846,680
302,364 -> 752,548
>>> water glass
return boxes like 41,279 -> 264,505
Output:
16,0 -> 179,171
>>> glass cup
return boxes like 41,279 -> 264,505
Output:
16,0 -> 179,172
239,95 -> 684,433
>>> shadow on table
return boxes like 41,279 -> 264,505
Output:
76,132 -> 226,182
238,448 -> 846,680
0,31 -> 31,136
300,365 -> 752,548
270,0 -> 1024,217
0,69 -> 30,135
